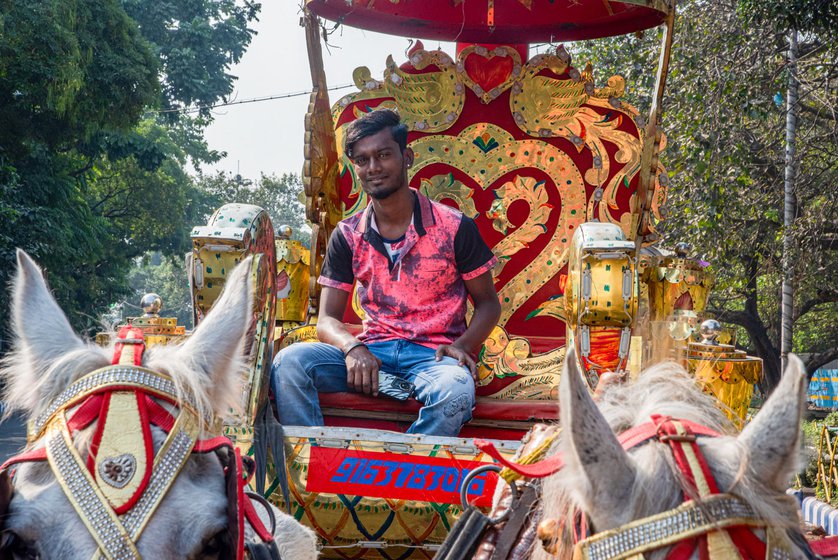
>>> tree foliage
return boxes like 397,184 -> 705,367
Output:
0,0 -> 260,346
126,253 -> 194,328
572,0 -> 837,389
121,0 -> 260,116
738,0 -> 838,36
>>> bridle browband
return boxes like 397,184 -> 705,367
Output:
476,415 -> 800,560
0,327 -> 281,560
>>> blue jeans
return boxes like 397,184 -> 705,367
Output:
270,340 -> 475,436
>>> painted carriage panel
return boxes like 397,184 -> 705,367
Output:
329,43 -> 667,400
263,427 -> 520,559
190,203 -> 277,424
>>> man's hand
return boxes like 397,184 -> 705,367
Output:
345,344 -> 382,396
435,344 -> 478,381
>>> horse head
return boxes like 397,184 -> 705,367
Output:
538,347 -> 809,559
0,250 -> 317,559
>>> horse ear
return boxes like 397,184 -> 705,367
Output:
737,354 -> 807,489
2,250 -> 110,416
10,249 -> 85,362
171,256 -> 254,415
559,346 -> 635,527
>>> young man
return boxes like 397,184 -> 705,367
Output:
271,109 -> 500,436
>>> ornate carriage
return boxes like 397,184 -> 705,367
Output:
152,1 -> 764,557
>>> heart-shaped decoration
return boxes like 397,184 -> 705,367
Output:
99,453 -> 137,489
458,45 -> 522,104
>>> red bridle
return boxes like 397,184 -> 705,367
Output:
476,415 -> 797,559
0,327 -> 278,560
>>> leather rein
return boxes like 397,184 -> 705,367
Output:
0,327 -> 280,560
476,415 -> 799,560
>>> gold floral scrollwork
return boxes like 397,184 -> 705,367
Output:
487,175 -> 552,276
592,74 -> 627,100
410,123 -> 587,328
383,48 -> 464,133
509,53 -> 587,135
478,326 -> 564,400
418,173 -> 479,219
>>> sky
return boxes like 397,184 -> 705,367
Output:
203,2 -> 454,181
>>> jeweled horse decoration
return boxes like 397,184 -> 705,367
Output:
455,349 -> 812,559
0,250 -> 318,559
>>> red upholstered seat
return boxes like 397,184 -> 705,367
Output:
319,392 -> 559,440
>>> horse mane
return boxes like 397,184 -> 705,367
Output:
539,360 -> 801,560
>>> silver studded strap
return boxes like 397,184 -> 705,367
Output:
46,417 -> 141,560
120,410 -> 200,540
573,494 -> 794,560
30,366 -> 211,440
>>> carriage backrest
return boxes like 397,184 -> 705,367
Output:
329,41 -> 667,399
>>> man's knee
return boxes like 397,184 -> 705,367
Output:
436,364 -> 475,392
432,366 -> 475,416
272,343 -> 321,385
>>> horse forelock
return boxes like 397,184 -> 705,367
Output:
600,362 -> 800,534
597,361 -> 734,435
145,342 -> 246,427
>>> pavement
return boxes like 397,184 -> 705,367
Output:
0,413 -> 28,462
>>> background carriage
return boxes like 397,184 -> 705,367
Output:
116,1 -> 767,557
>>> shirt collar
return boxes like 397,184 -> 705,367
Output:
357,189 -> 435,237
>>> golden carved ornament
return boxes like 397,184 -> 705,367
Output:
302,14 -> 341,231
417,173 -> 479,219
383,50 -> 465,133
456,44 -> 523,104
410,123 -> 587,327
509,52 -> 586,133
689,352 -> 762,423
478,326 -> 564,399
644,254 -> 714,322
487,175 -> 553,276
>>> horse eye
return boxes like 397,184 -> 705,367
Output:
0,531 -> 39,560
199,531 -> 228,557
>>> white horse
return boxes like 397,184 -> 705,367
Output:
0,250 -> 318,559
531,348 -> 809,559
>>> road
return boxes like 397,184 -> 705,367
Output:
0,414 -> 28,462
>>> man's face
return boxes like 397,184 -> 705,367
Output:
350,129 -> 413,200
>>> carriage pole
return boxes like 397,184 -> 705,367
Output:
634,1 -> 676,249
780,30 -> 799,373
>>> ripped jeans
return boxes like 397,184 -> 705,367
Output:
270,339 -> 475,436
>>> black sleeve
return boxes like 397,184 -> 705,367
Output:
319,227 -> 354,287
454,216 -> 495,275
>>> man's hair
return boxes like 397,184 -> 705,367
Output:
344,109 -> 408,159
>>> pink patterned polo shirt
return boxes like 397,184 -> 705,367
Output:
318,190 -> 498,349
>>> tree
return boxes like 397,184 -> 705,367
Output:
120,0 -> 261,116
0,0 -> 261,343
0,0 -> 160,342
572,0 -> 837,390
